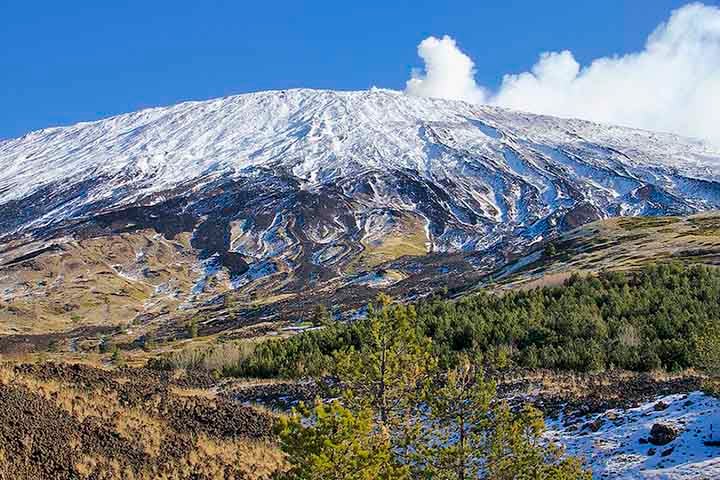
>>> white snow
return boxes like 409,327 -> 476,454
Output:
2,89 -> 719,210
546,391 -> 720,479
3,88 -> 720,256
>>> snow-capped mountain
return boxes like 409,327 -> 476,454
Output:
3,89 -> 720,244
2,88 -> 720,334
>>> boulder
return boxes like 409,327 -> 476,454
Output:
649,423 -> 678,446
584,417 -> 605,432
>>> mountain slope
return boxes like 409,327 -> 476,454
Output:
3,89 -> 720,243
488,212 -> 720,292
2,89 -> 720,343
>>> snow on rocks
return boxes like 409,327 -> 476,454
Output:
546,391 -> 720,479
2,88 -> 720,247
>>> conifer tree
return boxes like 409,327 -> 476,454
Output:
311,303 -> 332,326
484,403 -> 590,479
415,354 -> 495,479
417,355 -> 590,479
276,296 -> 591,479
334,293 -> 436,427
276,400 -> 409,480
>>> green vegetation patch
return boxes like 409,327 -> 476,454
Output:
355,230 -> 428,269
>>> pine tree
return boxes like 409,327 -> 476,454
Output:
415,355 -> 495,479
188,317 -> 199,338
333,293 -> 437,464
334,293 -> 436,426
276,400 -> 409,480
111,346 -> 125,367
275,297 -> 591,479
694,321 -> 720,374
484,403 -> 590,479
311,304 -> 332,326
415,354 -> 590,479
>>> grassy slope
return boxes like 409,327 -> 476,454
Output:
490,212 -> 720,291
350,213 -> 429,270
3,211 -> 719,357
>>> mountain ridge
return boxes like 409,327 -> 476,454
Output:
2,89 -> 720,255
2,88 -> 720,341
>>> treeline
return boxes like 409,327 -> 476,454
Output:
232,263 -> 720,378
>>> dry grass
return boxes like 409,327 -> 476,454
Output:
7,372 -> 167,456
73,457 -> 125,480
0,362 -> 287,479
247,292 -> 297,306
68,441 -> 286,480
162,340 -> 255,373
352,213 -> 429,270
183,435 -> 287,480
497,212 -> 720,291
0,364 -> 16,385
0,230 -> 227,336
169,386 -> 218,399
502,368 -> 704,399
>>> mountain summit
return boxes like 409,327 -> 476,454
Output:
3,89 -> 720,239
1,89 -> 720,334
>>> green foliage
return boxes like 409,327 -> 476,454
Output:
331,294 -> 437,466
277,299 -> 590,479
694,320 -> 720,398
99,339 -> 113,354
414,355 -> 495,479
701,379 -> 720,399
413,355 -> 589,479
484,403 -> 590,479
416,262 -> 719,372
334,293 -> 436,424
111,346 -> 125,367
544,242 -> 557,258
234,321 -> 356,378
692,320 -> 720,374
276,400 -> 410,480
233,263 -> 720,378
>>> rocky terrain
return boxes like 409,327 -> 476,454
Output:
546,391 -> 720,479
2,359 -> 714,479
498,371 -> 720,478
0,361 -> 284,479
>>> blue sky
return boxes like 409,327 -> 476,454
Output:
0,0 -> 711,140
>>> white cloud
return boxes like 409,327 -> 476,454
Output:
405,35 -> 487,104
405,3 -> 720,145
